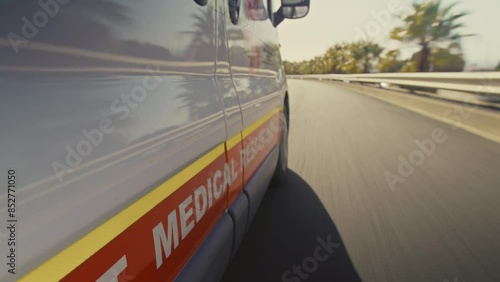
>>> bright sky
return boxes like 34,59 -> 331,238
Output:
277,0 -> 500,69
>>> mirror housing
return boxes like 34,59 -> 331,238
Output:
273,0 -> 310,27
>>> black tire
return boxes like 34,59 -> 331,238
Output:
271,108 -> 289,185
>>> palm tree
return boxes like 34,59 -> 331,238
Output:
391,0 -> 472,72
325,43 -> 359,74
182,9 -> 215,60
351,41 -> 384,73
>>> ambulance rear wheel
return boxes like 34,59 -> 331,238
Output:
271,108 -> 289,185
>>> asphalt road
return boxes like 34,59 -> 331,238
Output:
223,80 -> 500,282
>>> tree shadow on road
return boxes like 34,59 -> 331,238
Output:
222,170 -> 362,282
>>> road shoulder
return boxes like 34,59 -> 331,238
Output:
325,81 -> 500,144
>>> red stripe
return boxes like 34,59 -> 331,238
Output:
61,111 -> 282,281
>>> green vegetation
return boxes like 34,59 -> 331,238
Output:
431,46 -> 465,72
496,62 -> 500,71
378,50 -> 406,73
391,0 -> 472,72
284,0 -> 480,75
284,41 -> 384,75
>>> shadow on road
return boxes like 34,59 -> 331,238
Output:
222,170 -> 362,282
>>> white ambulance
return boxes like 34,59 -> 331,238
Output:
0,0 -> 309,281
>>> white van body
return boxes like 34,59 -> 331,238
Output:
0,0 -> 309,281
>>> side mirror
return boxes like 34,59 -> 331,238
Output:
273,0 -> 310,27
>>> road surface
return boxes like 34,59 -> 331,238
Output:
223,79 -> 500,282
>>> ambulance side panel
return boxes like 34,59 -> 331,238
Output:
0,1 -> 227,280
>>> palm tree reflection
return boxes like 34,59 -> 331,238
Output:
177,8 -> 220,122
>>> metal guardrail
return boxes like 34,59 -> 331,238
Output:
288,72 -> 500,96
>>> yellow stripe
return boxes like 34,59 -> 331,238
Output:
227,106 -> 283,149
226,133 -> 242,150
242,106 -> 283,139
20,106 -> 283,281
20,144 -> 225,282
